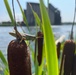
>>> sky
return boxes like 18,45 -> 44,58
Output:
0,0 -> 75,22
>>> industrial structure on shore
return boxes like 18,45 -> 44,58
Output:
22,2 -> 61,26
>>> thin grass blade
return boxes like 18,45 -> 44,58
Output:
29,3 -> 41,32
29,4 -> 41,26
0,51 -> 8,67
16,0 -> 29,28
4,0 -> 15,25
0,50 -> 9,74
4,67 -> 9,75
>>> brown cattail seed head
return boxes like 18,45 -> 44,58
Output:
60,40 -> 75,75
35,31 -> 43,66
72,54 -> 76,75
37,31 -> 43,66
57,42 -> 61,59
7,39 -> 32,75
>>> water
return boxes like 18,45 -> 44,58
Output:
0,25 -> 76,74
0,25 -> 76,57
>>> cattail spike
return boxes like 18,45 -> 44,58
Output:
7,39 -> 32,75
57,42 -> 61,59
72,54 -> 76,75
34,31 -> 43,66
59,40 -> 75,75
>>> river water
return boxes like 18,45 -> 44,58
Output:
0,25 -> 76,57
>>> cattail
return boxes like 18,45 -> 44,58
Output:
59,40 -> 75,75
57,42 -> 61,59
72,54 -> 76,75
7,39 -> 32,75
35,31 -> 43,66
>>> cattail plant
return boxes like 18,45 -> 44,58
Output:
7,39 -> 32,75
56,42 -> 61,59
35,31 -> 43,66
6,0 -> 32,75
72,54 -> 76,75
59,40 -> 75,75
4,0 -> 59,75
60,0 -> 76,74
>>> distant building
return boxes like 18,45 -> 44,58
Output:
24,2 -> 61,26
48,4 -> 61,25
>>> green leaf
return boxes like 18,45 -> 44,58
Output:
40,0 -> 58,75
4,0 -> 15,25
0,51 -> 8,67
4,67 -> 9,75
31,9 -> 41,26
16,0 -> 29,29
0,51 -> 9,74
29,4 -> 43,32
33,11 -> 40,25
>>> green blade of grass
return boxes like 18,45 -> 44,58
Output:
4,0 -> 15,25
0,50 -> 9,75
0,50 -> 9,73
32,11 -> 41,26
30,5 -> 41,27
40,0 -> 58,75
16,0 -> 29,28
4,67 -> 9,75
0,51 -> 8,67
32,10 -> 43,31
29,3 -> 41,32
33,11 -> 41,26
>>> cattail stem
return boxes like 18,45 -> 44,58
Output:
70,0 -> 76,40
12,0 -> 18,39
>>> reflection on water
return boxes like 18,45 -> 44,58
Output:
0,25 -> 76,56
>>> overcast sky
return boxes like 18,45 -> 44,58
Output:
0,0 -> 75,22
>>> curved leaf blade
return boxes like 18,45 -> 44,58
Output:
40,0 -> 58,75
4,0 -> 15,25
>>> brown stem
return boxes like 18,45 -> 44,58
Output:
70,0 -> 76,40
12,0 -> 18,39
